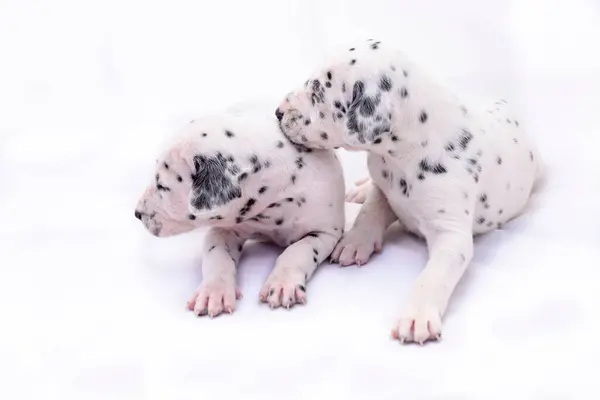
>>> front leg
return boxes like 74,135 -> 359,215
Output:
259,231 -> 339,309
187,228 -> 245,318
332,183 -> 398,266
392,229 -> 473,344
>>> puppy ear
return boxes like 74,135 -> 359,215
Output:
188,152 -> 244,213
343,80 -> 392,146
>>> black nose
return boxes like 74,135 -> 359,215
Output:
134,210 -> 142,220
275,108 -> 284,121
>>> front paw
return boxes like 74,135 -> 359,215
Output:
391,300 -> 443,345
186,279 -> 241,318
345,177 -> 371,204
259,273 -> 307,309
330,228 -> 382,267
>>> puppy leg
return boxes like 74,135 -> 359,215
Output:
332,184 -> 398,266
260,232 -> 339,309
345,177 -> 372,204
187,228 -> 245,318
392,229 -> 473,344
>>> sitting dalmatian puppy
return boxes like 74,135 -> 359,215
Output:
275,40 -> 544,344
134,104 -> 346,317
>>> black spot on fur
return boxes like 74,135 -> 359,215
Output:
268,202 -> 280,208
359,93 -> 380,117
391,134 -> 399,142
382,170 -> 389,179
236,217 -> 243,224
301,135 -> 308,142
225,130 -> 234,138
325,81 -> 332,88
438,209 -> 445,214
496,156 -> 502,165
379,74 -> 393,91
177,175 -> 183,182
445,142 -> 455,152
399,178 -> 410,196
419,159 -> 447,174
201,132 -> 207,137
477,217 -> 485,224
529,151 -> 534,161
370,41 -> 380,49
313,256 -> 318,263
298,285 -> 306,292
286,197 -> 294,202
327,71 -> 332,80
208,246 -> 216,252
291,174 -> 297,184
276,141 -> 284,149
373,138 -> 382,144
295,157 -> 305,169
400,87 -> 408,98
275,219 -> 284,226
320,132 -> 328,140
238,172 -> 248,182
319,111 -> 326,119
419,110 -> 428,123
458,129 -> 473,150
498,209 -> 504,215
155,174 -> 170,192
163,162 -> 169,169
258,186 -> 268,195
191,153 -> 242,211
304,119 -> 311,126
418,173 -> 425,180
403,70 -> 408,77
350,59 -> 356,65
238,198 -> 256,217
479,194 -> 487,202
188,214 -> 196,220
342,83 -> 346,93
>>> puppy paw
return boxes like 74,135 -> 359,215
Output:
187,279 -> 242,318
330,228 -> 382,267
390,300 -> 442,345
345,177 -> 372,204
259,272 -> 307,309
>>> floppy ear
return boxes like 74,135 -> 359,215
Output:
343,80 -> 392,147
187,151 -> 245,213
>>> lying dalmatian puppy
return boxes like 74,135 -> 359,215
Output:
275,39 -> 544,344
134,104 -> 346,317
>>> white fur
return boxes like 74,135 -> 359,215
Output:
135,107 -> 346,317
276,40 -> 543,344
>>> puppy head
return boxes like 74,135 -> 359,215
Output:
134,134 -> 243,237
276,42 -> 394,150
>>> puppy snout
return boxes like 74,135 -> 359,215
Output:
275,108 -> 284,121
134,210 -> 142,220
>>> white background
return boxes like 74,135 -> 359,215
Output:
1,0 -> 599,398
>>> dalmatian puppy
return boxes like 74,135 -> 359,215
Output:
134,105 -> 346,317
275,39 -> 544,344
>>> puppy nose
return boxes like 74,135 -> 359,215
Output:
134,210 -> 142,220
275,108 -> 284,121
